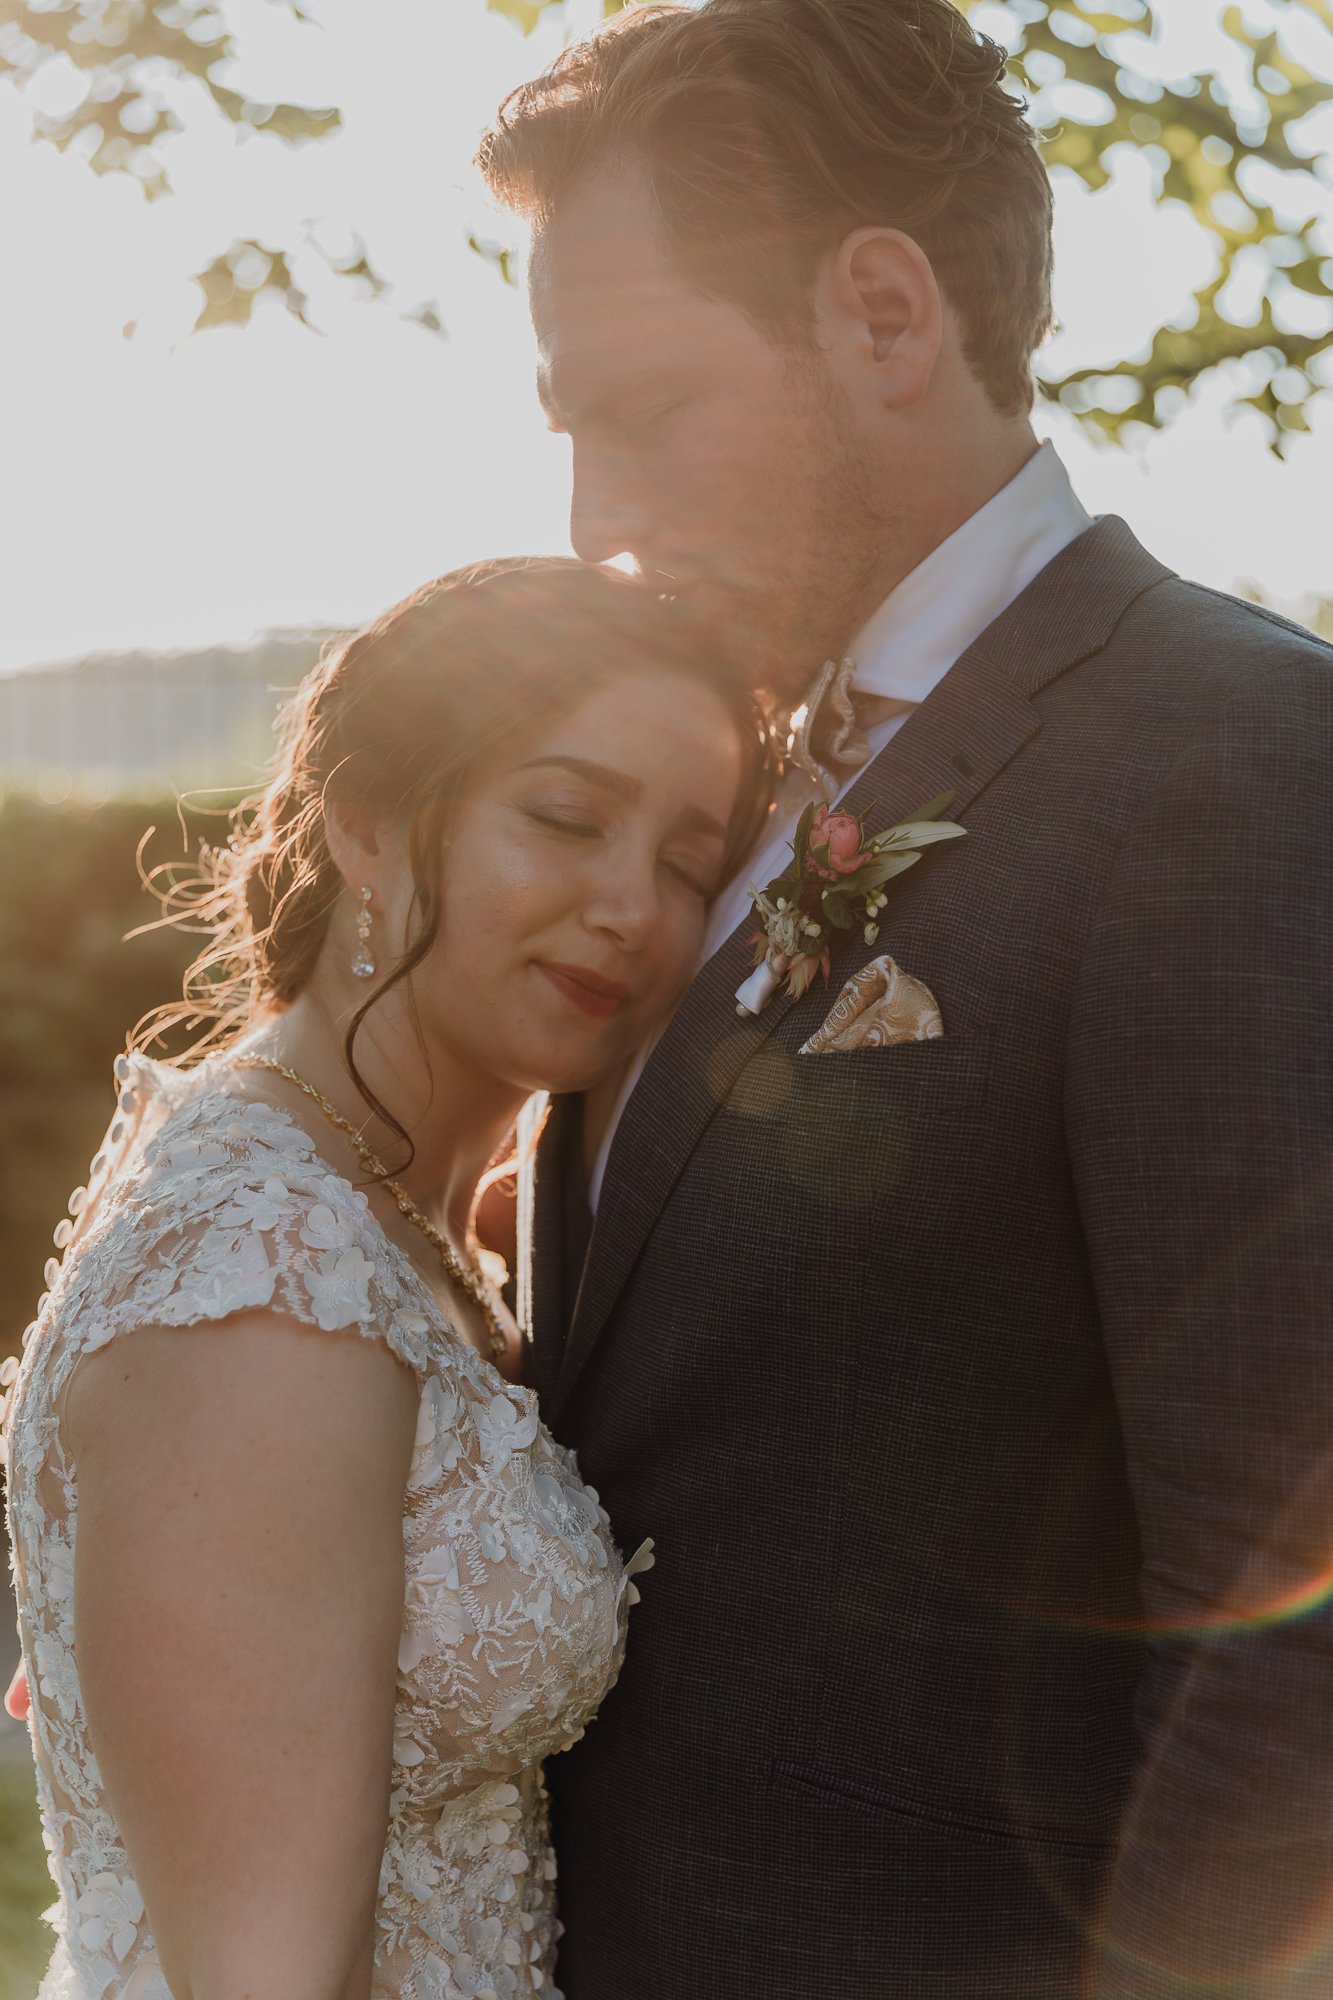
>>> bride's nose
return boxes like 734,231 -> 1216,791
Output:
581,844 -> 660,952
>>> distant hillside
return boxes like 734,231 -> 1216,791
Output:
0,630 -> 343,792
7,595 -> 1326,798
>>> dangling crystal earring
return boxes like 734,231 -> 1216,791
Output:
352,886 -> 376,979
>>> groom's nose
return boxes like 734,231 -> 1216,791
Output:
569,441 -> 652,567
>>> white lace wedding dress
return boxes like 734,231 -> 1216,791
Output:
2,1054 -> 645,2000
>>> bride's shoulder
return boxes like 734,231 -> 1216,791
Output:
47,1056 -> 436,1378
103,1052 -> 340,1230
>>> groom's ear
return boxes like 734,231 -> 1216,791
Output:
823,227 -> 943,412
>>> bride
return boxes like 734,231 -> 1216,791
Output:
1,558 -> 770,2000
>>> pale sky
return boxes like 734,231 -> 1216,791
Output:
1,0 -> 1330,676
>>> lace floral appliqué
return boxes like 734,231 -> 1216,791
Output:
2,1056 -> 642,2000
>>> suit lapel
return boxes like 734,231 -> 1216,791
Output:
547,517 -> 1173,1423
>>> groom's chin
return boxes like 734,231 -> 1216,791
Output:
678,589 -> 810,701
710,580 -> 841,701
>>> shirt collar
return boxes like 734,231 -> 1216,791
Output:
844,440 -> 1093,705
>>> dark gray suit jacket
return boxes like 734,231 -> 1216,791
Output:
527,518 -> 1333,1999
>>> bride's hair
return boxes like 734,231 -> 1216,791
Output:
135,558 -> 774,1089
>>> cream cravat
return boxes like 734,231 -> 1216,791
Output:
785,655 -> 917,803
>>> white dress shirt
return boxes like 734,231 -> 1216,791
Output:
588,440 -> 1092,1210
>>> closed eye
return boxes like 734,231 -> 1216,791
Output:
664,857 -> 716,898
525,808 -> 603,838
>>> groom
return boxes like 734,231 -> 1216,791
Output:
481,3 -> 1333,1995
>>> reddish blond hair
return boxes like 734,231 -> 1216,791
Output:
479,0 -> 1053,414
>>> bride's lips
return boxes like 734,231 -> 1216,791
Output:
538,962 -> 632,1021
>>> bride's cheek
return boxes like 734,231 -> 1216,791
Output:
499,836 -> 565,908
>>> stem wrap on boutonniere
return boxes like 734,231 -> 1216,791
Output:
736,793 -> 967,1016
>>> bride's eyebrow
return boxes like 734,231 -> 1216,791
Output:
515,755 -> 642,803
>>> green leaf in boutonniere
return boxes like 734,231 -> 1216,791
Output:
737,793 -> 967,1017
878,819 -> 972,851
855,850 -> 923,895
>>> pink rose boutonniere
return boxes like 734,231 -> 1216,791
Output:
804,805 -> 869,879
736,792 -> 967,1015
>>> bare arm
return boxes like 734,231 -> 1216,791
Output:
67,1313 -> 419,2000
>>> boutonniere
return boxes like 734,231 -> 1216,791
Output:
735,793 -> 967,1017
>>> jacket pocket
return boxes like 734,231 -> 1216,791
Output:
794,1028 -> 990,1108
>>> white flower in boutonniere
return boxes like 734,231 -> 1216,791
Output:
736,793 -> 967,1016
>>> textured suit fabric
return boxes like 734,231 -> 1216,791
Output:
526,519 -> 1333,1999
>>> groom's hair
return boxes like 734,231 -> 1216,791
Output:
479,0 -> 1052,416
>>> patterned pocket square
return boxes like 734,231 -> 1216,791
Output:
799,954 -> 944,1054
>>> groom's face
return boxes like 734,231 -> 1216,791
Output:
531,173 -> 879,701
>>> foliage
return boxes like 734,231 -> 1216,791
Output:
0,0 -> 337,200
0,796 -> 199,1364
1003,0 -> 1333,447
0,0 -> 446,330
0,790 -> 228,1972
0,1756 -> 50,2000
488,0 -> 626,27
1,0 -> 1330,436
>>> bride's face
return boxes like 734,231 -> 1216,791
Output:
391,669 -> 749,1097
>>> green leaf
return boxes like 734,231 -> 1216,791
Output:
821,892 -> 855,929
881,820 -> 968,850
487,0 -> 553,32
406,302 -> 446,337
8,0 -> 1331,443
467,234 -> 517,288
857,851 -> 922,894
207,86 -> 341,142
191,243 -> 314,334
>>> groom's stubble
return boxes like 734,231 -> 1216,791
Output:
529,172 -> 906,703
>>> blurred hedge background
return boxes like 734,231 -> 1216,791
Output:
0,789 -> 192,1979
1,795 -> 198,1364
0,627 -> 332,1370
0,638 -> 322,1977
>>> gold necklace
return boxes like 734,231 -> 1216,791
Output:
233,1055 -> 509,1367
